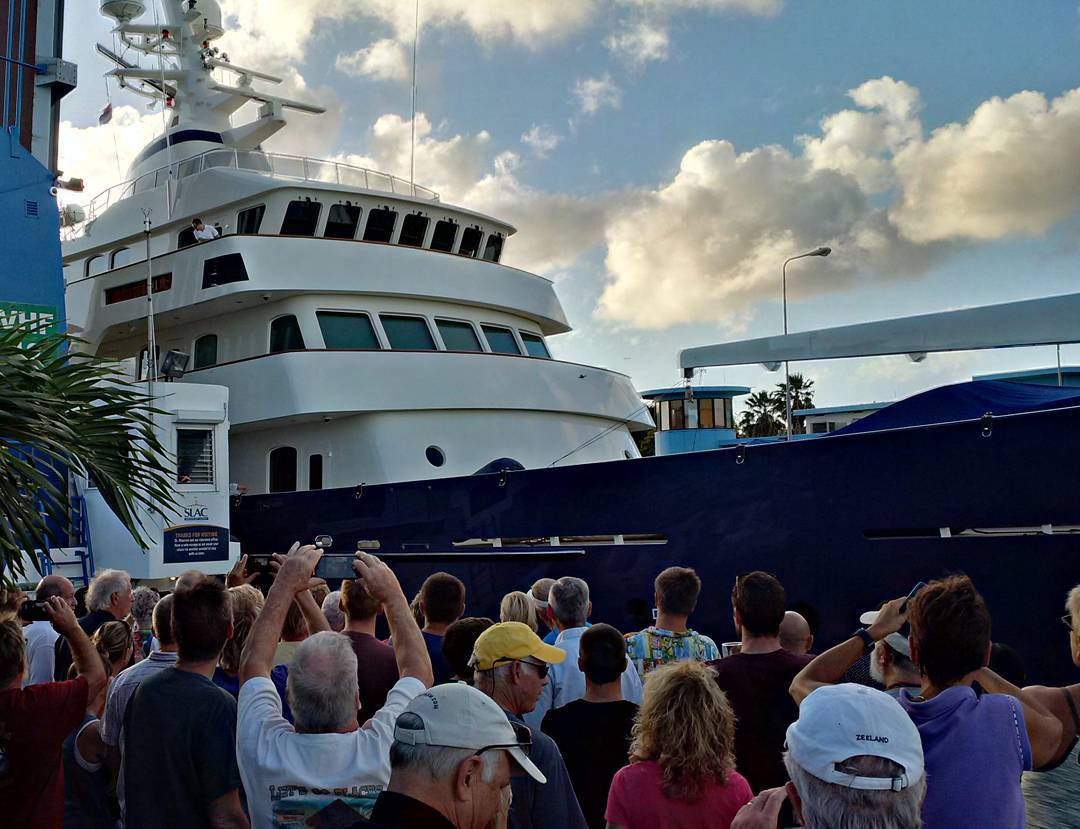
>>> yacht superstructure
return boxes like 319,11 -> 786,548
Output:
66,0 -> 650,497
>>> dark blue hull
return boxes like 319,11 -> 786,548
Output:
231,403 -> 1080,684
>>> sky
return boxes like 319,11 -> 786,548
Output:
58,1 -> 1080,412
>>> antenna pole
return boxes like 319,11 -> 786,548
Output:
410,0 -> 419,188
142,210 -> 157,399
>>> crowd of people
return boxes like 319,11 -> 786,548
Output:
1,551 -> 1078,828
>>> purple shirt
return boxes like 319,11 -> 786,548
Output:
899,686 -> 1031,828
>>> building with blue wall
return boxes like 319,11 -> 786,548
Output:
640,386 -> 749,455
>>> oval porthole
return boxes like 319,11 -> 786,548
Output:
426,445 -> 445,467
624,450 -> 634,460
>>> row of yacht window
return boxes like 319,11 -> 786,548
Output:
82,199 -> 505,278
152,311 -> 552,376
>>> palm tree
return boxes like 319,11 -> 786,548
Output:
737,391 -> 783,437
769,373 -> 816,434
0,324 -> 175,587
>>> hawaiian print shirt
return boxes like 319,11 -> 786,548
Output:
624,626 -> 720,679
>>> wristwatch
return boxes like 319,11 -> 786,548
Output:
853,627 -> 875,653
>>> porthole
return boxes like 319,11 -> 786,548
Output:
624,450 -> 634,460
426,446 -> 445,467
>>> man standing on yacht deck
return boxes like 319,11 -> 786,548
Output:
192,217 -> 219,241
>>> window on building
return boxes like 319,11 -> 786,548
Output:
270,315 -> 305,353
363,207 -> 398,243
86,255 -> 107,276
720,398 -> 733,429
669,399 -> 686,430
105,274 -> 172,305
177,227 -> 197,249
176,428 -> 214,485
481,325 -> 521,355
482,233 -> 503,262
236,204 -> 266,234
111,248 -> 132,268
380,315 -> 436,350
202,253 -> 249,288
193,334 -> 218,369
659,401 -> 670,431
698,398 -> 714,429
459,227 -> 482,258
324,204 -> 362,239
280,200 -> 321,236
430,220 -> 457,252
398,213 -> 429,247
519,332 -> 550,358
436,319 -> 482,352
269,447 -> 298,493
308,454 -> 323,490
317,311 -> 380,349
810,422 -> 829,434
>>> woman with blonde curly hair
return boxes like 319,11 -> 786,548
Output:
499,590 -> 538,631
605,660 -> 752,829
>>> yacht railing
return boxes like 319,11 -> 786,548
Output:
75,148 -> 440,230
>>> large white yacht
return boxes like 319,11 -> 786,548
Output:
64,0 -> 650,501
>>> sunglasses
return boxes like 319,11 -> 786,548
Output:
474,720 -> 533,759
1063,614 -> 1075,632
492,657 -> 550,679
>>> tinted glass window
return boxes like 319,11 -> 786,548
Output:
111,248 -> 132,268
380,315 -> 436,350
324,204 -> 362,239
430,220 -> 457,252
482,234 -> 503,262
269,447 -> 297,493
280,200 -> 321,236
698,398 -> 714,429
176,429 -> 214,485
105,274 -> 172,305
270,315 -> 305,353
436,319 -> 482,352
177,227 -> 197,249
309,454 -> 323,490
202,253 -> 248,288
459,227 -> 482,257
399,214 -> 429,247
520,333 -> 550,358
237,205 -> 266,234
669,399 -> 686,430
363,207 -> 398,242
482,325 -> 520,355
317,312 -> 380,349
193,334 -> 218,369
86,255 -> 107,276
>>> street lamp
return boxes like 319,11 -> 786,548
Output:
781,246 -> 831,441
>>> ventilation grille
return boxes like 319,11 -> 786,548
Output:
24,200 -> 39,218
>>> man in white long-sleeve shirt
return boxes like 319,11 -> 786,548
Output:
524,576 -> 642,730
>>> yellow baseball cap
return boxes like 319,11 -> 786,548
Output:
470,621 -> 567,671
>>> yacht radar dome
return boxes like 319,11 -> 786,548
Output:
100,0 -> 145,23
186,0 -> 225,41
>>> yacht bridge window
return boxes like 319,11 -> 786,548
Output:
111,248 -> 134,268
459,227 -> 482,258
481,324 -> 521,355
202,253 -> 249,289
269,446 -> 297,493
193,334 -> 218,369
270,315 -> 305,353
520,332 -> 550,358
399,214 -> 429,247
324,204 -> 362,239
281,200 -> 321,236
482,234 -> 503,262
436,319 -> 482,352
380,314 -> 436,350
363,207 -> 398,243
430,220 -> 457,252
86,255 -> 107,276
308,454 -> 323,490
317,311 -> 380,349
236,205 -> 266,234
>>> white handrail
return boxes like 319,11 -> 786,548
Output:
72,148 -> 441,232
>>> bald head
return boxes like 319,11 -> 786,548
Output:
36,576 -> 76,609
779,611 -> 813,655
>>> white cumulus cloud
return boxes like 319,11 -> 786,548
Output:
573,74 -> 624,114
520,124 -> 563,157
336,38 -> 411,82
605,20 -> 670,68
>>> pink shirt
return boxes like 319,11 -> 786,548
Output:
605,759 -> 753,829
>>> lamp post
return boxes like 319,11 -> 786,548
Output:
781,246 -> 831,441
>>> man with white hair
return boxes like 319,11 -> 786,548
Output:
732,684 -> 926,829
236,544 -> 433,827
21,575 -> 75,686
524,576 -> 642,730
365,682 -> 544,828
54,568 -> 133,680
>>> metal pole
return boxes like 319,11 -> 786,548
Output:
1057,344 -> 1063,387
782,258 -> 792,441
143,211 -> 156,399
410,0 -> 420,185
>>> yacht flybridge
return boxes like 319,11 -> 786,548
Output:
41,1 -> 1079,686
67,0 -> 649,506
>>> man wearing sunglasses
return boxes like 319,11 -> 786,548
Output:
364,682 -> 546,829
471,622 -> 588,829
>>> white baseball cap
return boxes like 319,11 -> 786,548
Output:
786,684 -> 924,791
393,682 -> 546,784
